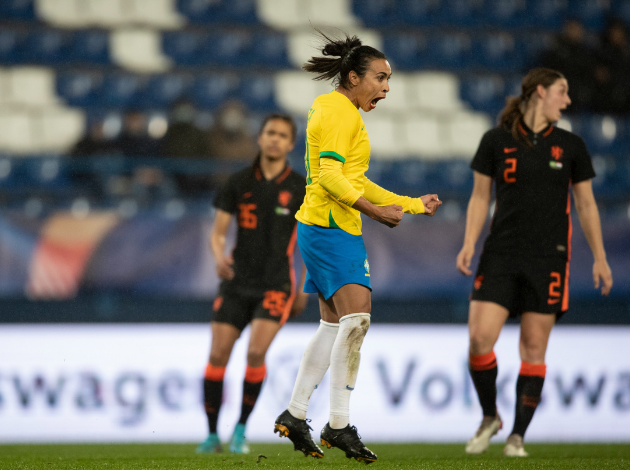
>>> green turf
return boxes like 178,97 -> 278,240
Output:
1,443 -> 629,469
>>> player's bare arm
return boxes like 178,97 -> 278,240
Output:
572,180 -> 613,295
352,196 -> 403,228
457,171 -> 492,276
210,209 -> 235,280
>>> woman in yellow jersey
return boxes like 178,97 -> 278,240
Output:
273,31 -> 442,463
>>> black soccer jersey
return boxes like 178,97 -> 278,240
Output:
213,163 -> 306,295
471,121 -> 595,259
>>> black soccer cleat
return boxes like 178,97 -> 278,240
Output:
320,423 -> 377,464
273,410 -> 324,459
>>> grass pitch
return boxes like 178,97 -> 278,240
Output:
1,443 -> 629,469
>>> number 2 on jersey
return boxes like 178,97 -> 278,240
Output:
548,272 -> 561,304
504,158 -> 517,183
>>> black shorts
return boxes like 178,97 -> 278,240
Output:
471,252 -> 569,319
212,288 -> 293,331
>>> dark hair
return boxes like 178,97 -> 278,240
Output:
303,30 -> 386,90
498,68 -> 565,147
258,113 -> 297,143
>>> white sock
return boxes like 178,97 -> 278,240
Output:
329,313 -> 370,429
287,319 -> 339,419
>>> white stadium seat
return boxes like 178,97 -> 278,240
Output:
37,108 -> 86,154
445,111 -> 492,157
6,67 -> 60,107
85,0 -> 127,28
110,29 -> 172,73
274,71 -> 332,115
257,0 -> 306,30
307,0 -> 357,28
35,0 -> 90,28
361,113 -> 405,159
407,72 -> 464,112
0,110 -> 37,155
404,113 -> 449,158
128,0 -> 186,29
287,28 -> 383,69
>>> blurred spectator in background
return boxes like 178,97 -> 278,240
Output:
206,100 -> 257,161
71,119 -> 119,157
115,110 -> 159,157
592,18 -> 630,114
160,100 -> 214,196
160,100 -> 209,158
539,18 -> 597,112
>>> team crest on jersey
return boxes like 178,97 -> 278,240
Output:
364,259 -> 370,276
551,146 -> 564,161
278,190 -> 292,207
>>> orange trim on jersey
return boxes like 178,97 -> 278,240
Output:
518,122 -> 527,136
275,166 -> 292,184
280,224 -> 298,326
244,364 -> 267,383
204,364 -> 226,381
469,351 -> 497,371
563,188 -> 572,311
543,126 -> 554,137
520,362 -> 546,377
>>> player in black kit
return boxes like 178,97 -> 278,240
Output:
197,114 -> 308,455
456,68 -> 613,457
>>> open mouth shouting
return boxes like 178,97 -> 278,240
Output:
370,96 -> 385,110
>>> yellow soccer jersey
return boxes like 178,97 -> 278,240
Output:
296,90 -> 425,235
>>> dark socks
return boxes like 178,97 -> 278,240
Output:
511,362 -> 546,437
238,365 -> 266,425
469,351 -> 498,417
203,364 -> 226,434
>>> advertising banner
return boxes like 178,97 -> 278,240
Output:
0,324 -> 628,443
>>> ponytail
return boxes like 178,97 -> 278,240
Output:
303,29 -> 386,90
498,67 -> 565,148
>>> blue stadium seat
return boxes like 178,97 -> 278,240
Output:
100,74 -> 146,110
163,31 -> 207,66
398,0 -> 442,26
353,0 -> 399,27
0,29 -> 28,65
24,158 -> 71,190
612,0 -> 630,24
0,0 -> 36,21
239,75 -> 276,111
193,74 -> 240,110
516,32 -> 554,71
475,33 -> 523,72
222,0 -> 258,24
426,161 -> 473,198
527,0 -> 568,29
68,30 -> 110,65
460,74 -> 505,115
383,33 -> 429,70
139,74 -> 193,109
428,33 -> 472,70
573,0 -> 610,30
206,30 -> 254,66
57,71 -> 104,108
177,0 -> 258,24
582,115 -> 626,154
24,30 -> 72,65
482,0 -> 528,28
251,32 -> 290,68
434,0 -> 483,27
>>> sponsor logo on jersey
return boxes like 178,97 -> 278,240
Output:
275,207 -> 291,215
551,146 -> 564,160
278,190 -> 292,207
504,147 -> 517,154
549,161 -> 563,170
